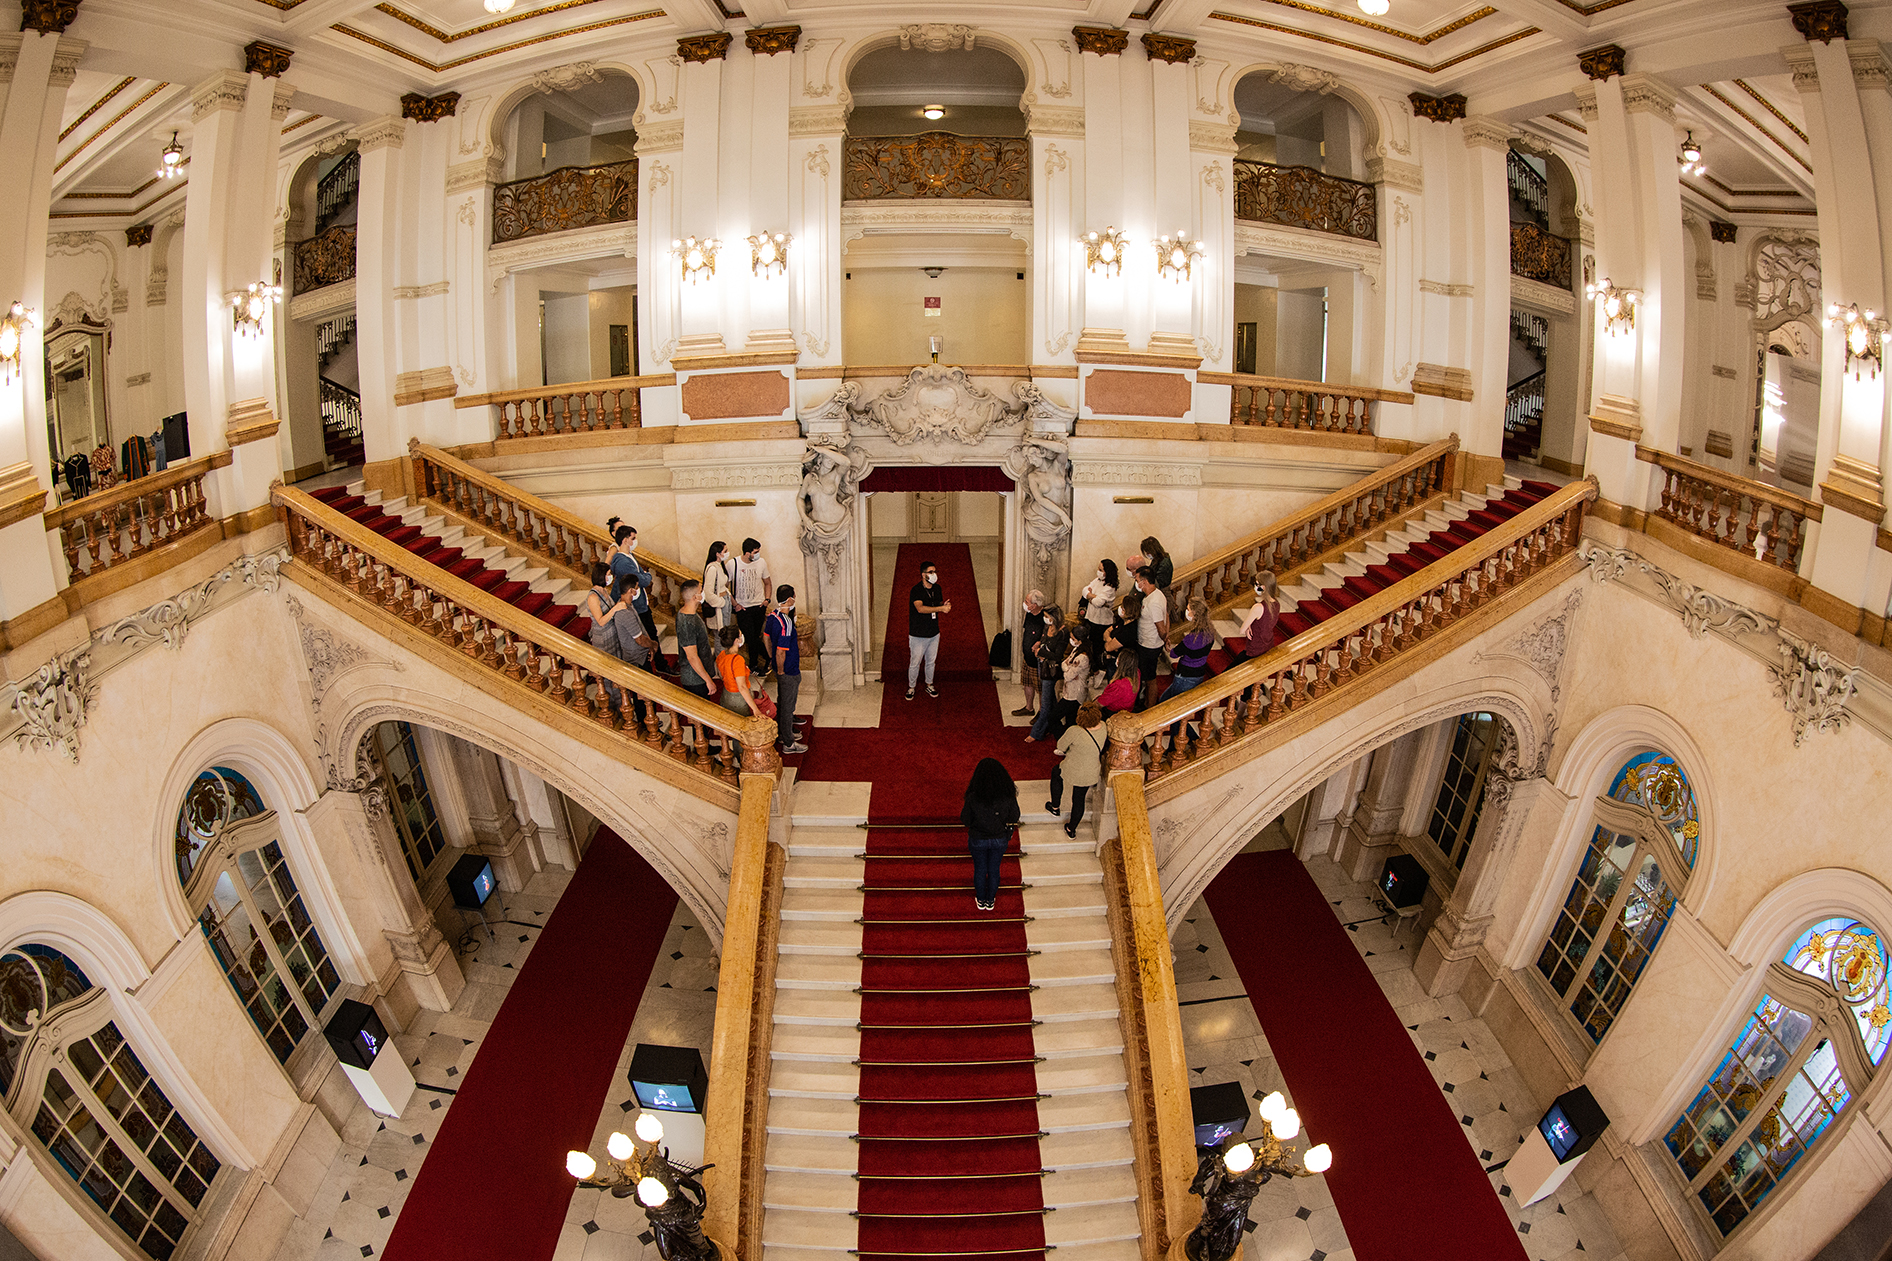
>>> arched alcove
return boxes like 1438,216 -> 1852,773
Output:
498,69 -> 640,184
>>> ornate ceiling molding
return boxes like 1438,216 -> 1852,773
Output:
243,40 -> 293,78
899,24 -> 976,52
400,92 -> 460,123
1072,26 -> 1129,55
745,26 -> 801,56
1209,13 -> 1538,76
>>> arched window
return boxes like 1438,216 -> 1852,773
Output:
370,723 -> 448,881
1663,918 -> 1888,1238
1,947 -> 221,1259
176,767 -> 341,1065
1536,752 -> 1699,1043
1426,712 -> 1499,871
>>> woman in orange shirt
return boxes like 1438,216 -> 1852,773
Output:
715,625 -> 763,717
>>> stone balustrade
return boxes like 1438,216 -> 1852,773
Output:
46,452 -> 231,586
1637,446 -> 1820,573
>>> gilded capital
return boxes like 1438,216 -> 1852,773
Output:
1409,92 -> 1467,123
125,223 -> 152,248
1141,32 -> 1195,65
243,40 -> 293,78
1073,26 -> 1129,55
678,32 -> 733,63
400,91 -> 461,123
745,25 -> 800,56
19,0 -> 79,35
1788,0 -> 1848,43
1577,44 -> 1626,81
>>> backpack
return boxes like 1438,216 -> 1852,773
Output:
989,629 -> 1012,667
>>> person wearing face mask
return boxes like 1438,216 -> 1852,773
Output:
607,522 -> 661,658
765,585 -> 808,754
1081,560 -> 1119,669
906,560 -> 951,700
732,537 -> 773,675
701,541 -> 734,632
1012,589 -> 1046,719
715,625 -> 762,716
1237,571 -> 1281,659
1024,611 -> 1069,742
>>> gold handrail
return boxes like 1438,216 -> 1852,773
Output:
1107,479 -> 1597,781
1635,445 -> 1820,573
275,483 -> 777,801
1163,436 -> 1457,625
408,442 -> 696,594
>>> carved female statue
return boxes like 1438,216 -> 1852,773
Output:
798,449 -> 853,551
1017,440 -> 1073,552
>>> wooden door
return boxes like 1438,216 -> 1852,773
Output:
913,492 -> 953,543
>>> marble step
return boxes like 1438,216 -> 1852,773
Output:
768,1060 -> 862,1100
1044,1201 -> 1142,1248
772,988 -> 865,1027
1022,947 -> 1115,987
1020,884 -> 1106,918
763,1131 -> 857,1176
1029,1017 -> 1127,1059
783,856 -> 868,888
1030,1052 -> 1130,1096
770,1012 -> 1122,1064
776,919 -> 866,956
1009,853 -> 1103,886
769,1023 -> 863,1063
781,888 -> 868,922
759,1114 -> 1135,1180
759,1206 -> 858,1250
1021,914 -> 1111,954
761,1170 -> 858,1213
760,1163 -> 1135,1216
775,954 -> 864,992
1028,982 -> 1123,1023
787,827 -> 871,857
763,1095 -> 864,1138
760,1242 -> 1140,1261
1042,1164 -> 1139,1209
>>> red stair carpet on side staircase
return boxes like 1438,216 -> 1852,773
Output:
1205,851 -> 1529,1261
381,832 -> 677,1261
794,544 -> 1055,1260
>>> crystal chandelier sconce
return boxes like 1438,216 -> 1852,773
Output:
1183,1091 -> 1334,1261
564,1114 -> 718,1261
1585,277 -> 1640,336
0,301 -> 38,384
673,236 -> 721,283
748,232 -> 791,279
483,0 -> 515,13
230,281 -> 282,337
1678,132 -> 1705,177
1080,227 -> 1129,278
156,132 -> 184,180
1826,302 -> 1890,380
1357,0 -> 1390,14
1156,231 -> 1206,282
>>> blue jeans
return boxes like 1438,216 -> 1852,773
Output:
1160,673 -> 1207,702
907,634 -> 940,687
1028,675 -> 1059,739
969,836 -> 1007,904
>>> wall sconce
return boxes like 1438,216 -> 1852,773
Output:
922,105 -> 945,121
672,236 -> 721,283
230,281 -> 281,337
1678,131 -> 1704,177
1080,227 -> 1129,278
156,132 -> 185,181
0,301 -> 37,384
1156,231 -> 1206,282
748,232 -> 791,279
1826,302 -> 1890,380
1584,277 -> 1639,336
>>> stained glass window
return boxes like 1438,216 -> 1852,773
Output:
173,766 -> 264,885
1535,750 -> 1693,1045
1784,918 -> 1891,1065
1426,712 -> 1497,872
4,954 -> 219,1259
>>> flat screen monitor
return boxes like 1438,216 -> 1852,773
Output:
1189,1081 -> 1250,1149
1379,853 -> 1430,909
1538,1085 -> 1609,1163
1541,1105 -> 1580,1162
628,1043 -> 708,1115
447,854 -> 496,910
322,999 -> 389,1071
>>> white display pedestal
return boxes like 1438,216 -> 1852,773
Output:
341,1047 -> 417,1119
1509,1125 -> 1585,1206
644,1109 -> 706,1167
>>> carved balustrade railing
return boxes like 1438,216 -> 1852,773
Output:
320,377 -> 361,442
46,452 -> 231,583
275,484 -> 774,803
1232,160 -> 1377,242
1106,480 -> 1595,789
842,133 -> 1030,201
1504,371 -> 1545,457
453,373 -> 671,440
1637,446 -> 1820,572
491,159 -> 638,246
316,151 -> 360,230
1507,149 -> 1549,228
293,225 -> 357,294
1202,372 -> 1413,436
1166,437 -> 1457,628
1511,222 -> 1574,289
409,443 -> 695,610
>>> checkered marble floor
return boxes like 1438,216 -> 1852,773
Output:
1175,843 -> 1630,1261
271,866 -> 714,1261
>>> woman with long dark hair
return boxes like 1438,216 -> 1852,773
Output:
702,540 -> 734,631
960,757 -> 1021,911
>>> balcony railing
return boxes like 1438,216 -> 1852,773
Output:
320,377 -> 361,444
1637,446 -> 1820,572
1507,149 -> 1549,229
1504,371 -> 1545,459
491,159 -> 638,246
1201,372 -> 1413,437
1233,160 -> 1377,242
842,133 -> 1030,201
46,452 -> 230,584
1105,480 -> 1595,789
1167,437 -> 1457,626
453,373 -> 672,440
316,151 -> 360,231
293,225 -> 357,294
1511,222 -> 1573,290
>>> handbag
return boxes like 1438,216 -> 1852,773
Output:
753,690 -> 778,719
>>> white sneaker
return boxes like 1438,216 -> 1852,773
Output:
781,741 -> 809,755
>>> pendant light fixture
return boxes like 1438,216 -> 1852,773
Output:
1358,0 -> 1390,14
483,0 -> 515,13
156,131 -> 184,180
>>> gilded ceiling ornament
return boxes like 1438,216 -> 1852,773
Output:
1408,92 -> 1467,123
125,223 -> 153,248
1710,222 -> 1737,244
1072,26 -> 1129,55
400,92 -> 461,123
745,25 -> 801,56
1577,44 -> 1625,81
243,40 -> 295,79
1788,0 -> 1848,42
677,32 -> 733,63
1141,33 -> 1196,65
19,0 -> 80,35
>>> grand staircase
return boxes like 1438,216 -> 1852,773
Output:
760,796 -> 1141,1260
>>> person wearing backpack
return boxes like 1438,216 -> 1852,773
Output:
960,758 -> 1020,912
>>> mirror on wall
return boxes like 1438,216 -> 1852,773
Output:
46,327 -> 109,467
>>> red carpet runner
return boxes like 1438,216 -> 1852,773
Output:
383,832 -> 677,1261
800,545 -> 1052,1260
1205,852 -> 1528,1261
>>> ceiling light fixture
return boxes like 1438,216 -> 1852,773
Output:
922,105 -> 945,120
157,132 -> 184,180
483,0 -> 515,13
1678,131 -> 1705,177
1358,0 -> 1390,14
1155,230 -> 1206,282
1080,227 -> 1129,278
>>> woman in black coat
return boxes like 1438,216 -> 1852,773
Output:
961,757 -> 1021,911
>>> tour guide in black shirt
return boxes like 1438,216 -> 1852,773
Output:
905,560 -> 950,700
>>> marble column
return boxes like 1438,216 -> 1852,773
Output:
1332,728 -> 1427,879
350,116 -> 406,466
1462,117 -> 1515,460
446,738 -> 533,892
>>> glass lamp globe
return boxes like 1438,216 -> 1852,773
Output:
484,0 -> 515,12
1275,1108 -> 1301,1140
635,1113 -> 665,1143
1100,241 -> 1116,262
1223,1142 -> 1256,1174
1304,1143 -> 1333,1173
607,1132 -> 635,1161
1257,1091 -> 1287,1123
923,105 -> 945,120
637,1177 -> 669,1207
1359,0 -> 1390,13
566,1151 -> 596,1180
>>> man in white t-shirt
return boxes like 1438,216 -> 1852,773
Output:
1133,566 -> 1169,706
732,537 -> 772,674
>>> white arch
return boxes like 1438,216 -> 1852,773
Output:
0,890 -> 259,1169
1503,703 -> 1722,971
147,717 -> 373,990
1155,660 -> 1550,931
837,27 -> 1039,117
482,61 -> 651,174
1221,61 -> 1387,176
